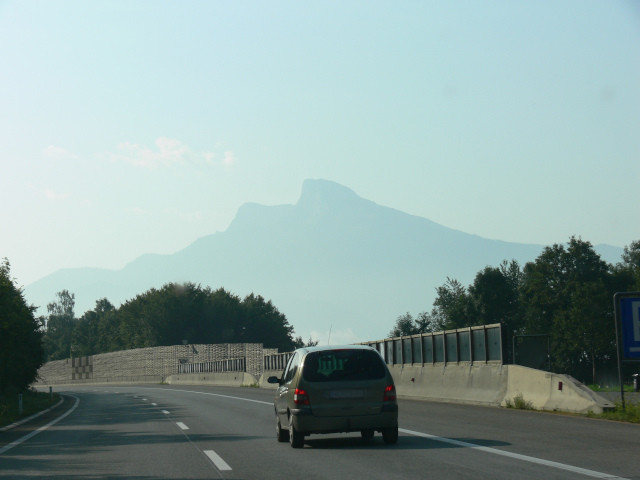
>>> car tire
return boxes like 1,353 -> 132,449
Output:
382,426 -> 398,445
276,417 -> 289,442
361,429 -> 374,439
289,415 -> 304,448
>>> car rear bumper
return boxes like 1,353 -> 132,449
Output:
290,407 -> 398,435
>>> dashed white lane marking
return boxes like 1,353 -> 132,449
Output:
204,450 -> 232,471
151,403 -> 157,406
400,429 -> 630,480
0,396 -> 80,455
176,422 -> 189,430
161,410 -> 170,414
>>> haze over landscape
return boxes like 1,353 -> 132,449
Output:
24,179 -> 625,343
1,2 -> 638,342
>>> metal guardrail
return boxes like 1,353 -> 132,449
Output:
365,323 -> 503,365
178,358 -> 246,374
263,352 -> 293,371
261,324 -> 503,374
178,324 -> 503,376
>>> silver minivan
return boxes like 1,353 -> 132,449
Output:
268,345 -> 399,448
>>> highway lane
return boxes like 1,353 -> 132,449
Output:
1,384 -> 638,479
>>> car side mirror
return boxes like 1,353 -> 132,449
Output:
267,376 -> 281,385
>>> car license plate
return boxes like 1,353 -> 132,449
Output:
326,389 -> 365,399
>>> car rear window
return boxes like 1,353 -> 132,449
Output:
302,350 -> 386,382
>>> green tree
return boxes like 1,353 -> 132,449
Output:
392,237 -> 638,383
96,307 -> 123,353
469,262 -> 520,326
520,237 -> 613,381
622,239 -> 640,269
95,283 -> 299,352
43,290 -> 77,360
467,261 -> 522,363
115,283 -> 243,348
555,280 -> 614,384
620,239 -> 640,290
293,336 -> 319,348
430,277 -> 475,331
0,258 -> 45,392
388,312 -> 418,337
239,293 -> 296,351
72,298 -> 115,356
415,311 -> 437,333
116,287 -> 165,349
35,281 -> 306,358
203,287 -> 243,344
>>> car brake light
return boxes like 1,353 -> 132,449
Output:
383,385 -> 396,402
294,388 -> 310,405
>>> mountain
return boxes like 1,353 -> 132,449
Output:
24,179 -> 624,343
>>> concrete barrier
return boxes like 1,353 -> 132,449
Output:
389,363 -> 508,406
388,363 -> 612,414
502,365 -> 613,414
260,363 -> 611,413
165,372 -> 259,387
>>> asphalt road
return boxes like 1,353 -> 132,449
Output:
1,385 -> 638,480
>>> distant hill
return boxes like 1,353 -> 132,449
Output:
24,179 -> 624,343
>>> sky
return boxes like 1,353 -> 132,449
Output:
1,0 -> 639,293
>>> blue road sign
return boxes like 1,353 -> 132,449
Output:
620,297 -> 640,360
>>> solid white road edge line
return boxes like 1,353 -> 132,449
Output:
176,422 -> 189,430
0,395 -> 80,455
204,450 -> 232,471
0,397 -> 64,432
400,429 -> 630,480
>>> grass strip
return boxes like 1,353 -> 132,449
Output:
0,388 -> 61,428
586,401 -> 640,423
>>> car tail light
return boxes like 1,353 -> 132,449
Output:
294,388 -> 310,405
383,385 -> 396,402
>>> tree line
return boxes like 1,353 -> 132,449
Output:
42,283 -> 306,362
2,265 -> 305,392
0,259 -> 44,393
388,237 -> 640,385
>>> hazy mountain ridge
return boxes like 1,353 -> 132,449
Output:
24,179 -> 625,343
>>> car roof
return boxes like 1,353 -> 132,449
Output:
296,344 -> 376,355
